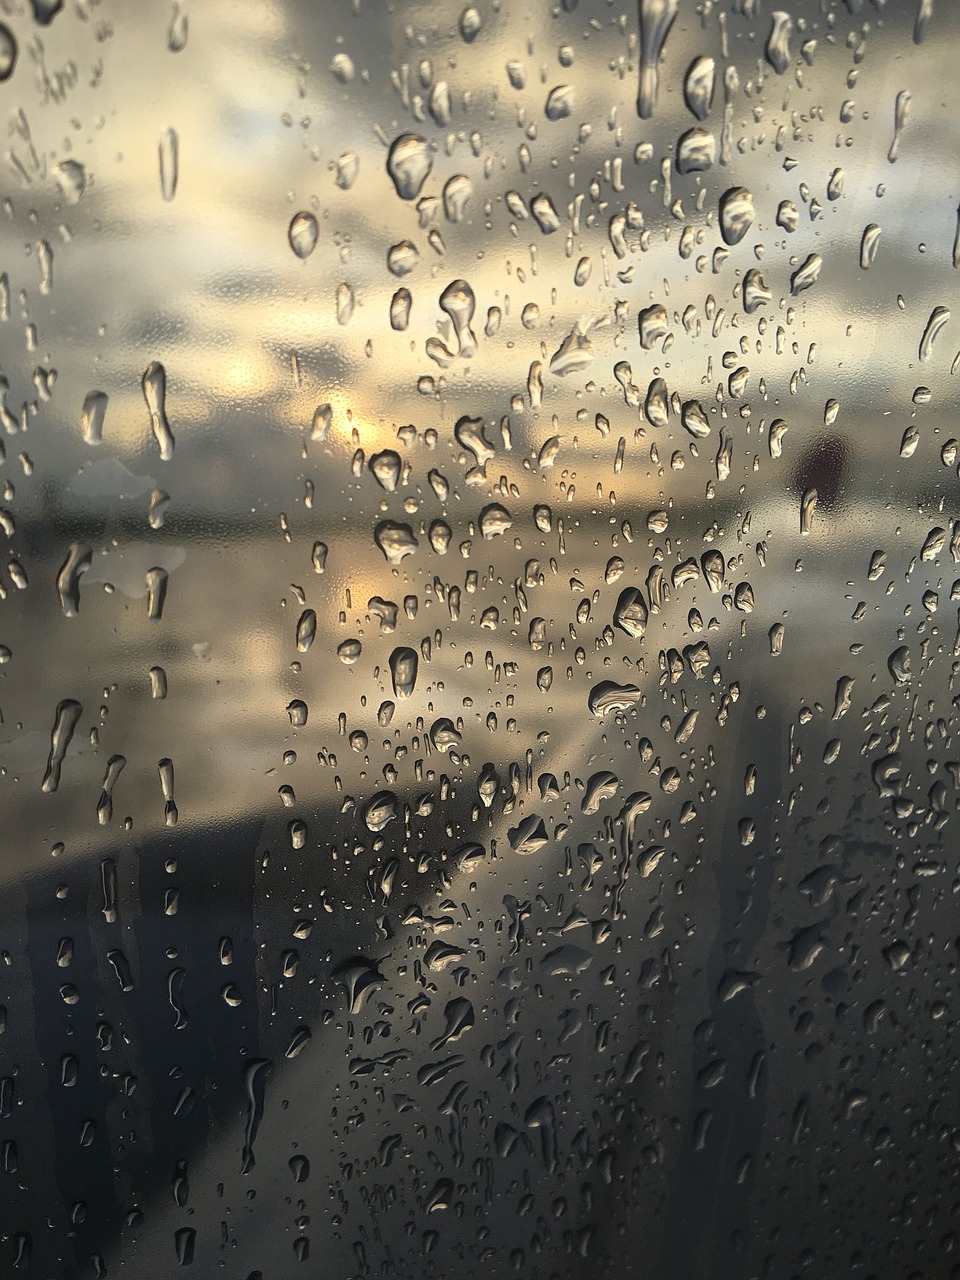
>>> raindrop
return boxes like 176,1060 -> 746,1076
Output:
719,187 -> 754,246
683,56 -> 715,120
289,212 -> 319,259
637,0 -> 679,120
387,134 -> 433,200
142,361 -> 175,461
159,128 -> 178,201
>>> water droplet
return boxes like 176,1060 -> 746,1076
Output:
614,587 -> 648,638
54,160 -> 85,204
643,377 -> 668,428
289,211 -> 318,259
860,223 -> 881,269
336,282 -> 355,325
330,52 -> 354,82
765,11 -> 792,74
375,520 -> 419,564
638,304 -> 669,350
716,190 -> 757,256
142,361 -> 175,461
888,90 -> 911,163
888,645 -> 911,685
833,676 -> 855,719
145,567 -> 169,621
582,770 -> 619,814
42,699 -> 82,793
80,391 -> 107,445
386,240 -> 419,277
637,0 -> 679,119
790,253 -> 822,295
588,681 -> 642,716
56,543 -> 92,618
443,173 -> 473,223
920,526 -> 946,560
174,1228 -> 195,1266
919,306 -> 949,361
677,127 -> 715,174
776,199 -> 798,232
743,269 -> 771,314
387,133 -> 432,200
545,85 -> 574,121
913,0 -> 935,43
800,487 -> 818,535
431,717 -> 462,752
681,400 -> 710,438
167,3 -> 188,51
390,288 -> 412,330
479,503 -> 512,539
159,128 -> 178,201
459,5 -> 481,41
370,450 -> 401,491
241,1058 -> 272,1173
97,755 -> 126,826
334,958 -> 385,1013
684,55 -> 715,120
530,193 -> 560,234
0,24 -> 17,80
388,646 -> 418,699
439,279 -> 477,357
296,609 -> 317,652
29,0 -> 62,23
508,813 -> 549,855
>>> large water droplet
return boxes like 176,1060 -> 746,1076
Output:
637,0 -> 679,119
289,211 -> 318,259
719,187 -> 754,246
142,361 -> 175,461
387,133 -> 432,200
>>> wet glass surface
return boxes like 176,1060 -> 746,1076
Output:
2,1 -> 960,1276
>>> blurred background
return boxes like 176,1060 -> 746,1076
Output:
1,0 -> 959,1276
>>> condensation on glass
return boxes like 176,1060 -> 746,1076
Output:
1,0 -> 958,1276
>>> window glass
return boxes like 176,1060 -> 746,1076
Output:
2,2 -> 959,1276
